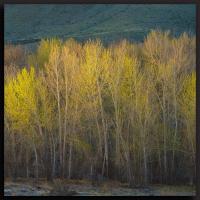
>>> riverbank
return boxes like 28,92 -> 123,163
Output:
4,179 -> 195,196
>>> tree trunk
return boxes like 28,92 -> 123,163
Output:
162,84 -> 167,183
33,143 -> 39,180
95,111 -> 103,158
26,148 -> 29,178
97,79 -> 108,177
68,108 -> 76,179
172,70 -> 178,181
63,65 -> 68,179
143,144 -> 148,185
11,132 -> 17,181
45,130 -> 53,182
68,141 -> 72,179
55,61 -> 62,177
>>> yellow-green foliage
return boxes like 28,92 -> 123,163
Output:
5,67 -> 37,131
28,38 -> 62,69
180,72 -> 196,122
4,31 -> 196,185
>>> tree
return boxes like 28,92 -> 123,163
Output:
4,32 -> 196,186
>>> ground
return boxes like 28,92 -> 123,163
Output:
4,179 -> 195,196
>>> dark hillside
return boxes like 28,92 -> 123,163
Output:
5,4 -> 195,45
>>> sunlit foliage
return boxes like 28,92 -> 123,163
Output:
4,30 -> 196,185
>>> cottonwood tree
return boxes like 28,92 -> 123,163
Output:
4,31 -> 196,185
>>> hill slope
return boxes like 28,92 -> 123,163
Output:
5,4 -> 195,44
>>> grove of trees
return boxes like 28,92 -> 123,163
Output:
4,30 -> 196,186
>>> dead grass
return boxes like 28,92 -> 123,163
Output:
153,184 -> 195,196
100,180 -> 124,189
4,178 -> 195,196
5,178 -> 195,194
52,178 -> 91,186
